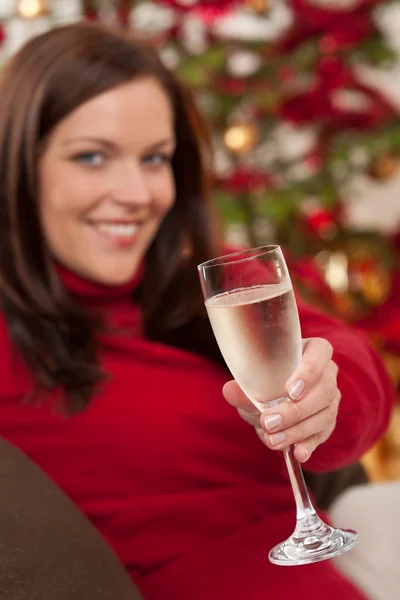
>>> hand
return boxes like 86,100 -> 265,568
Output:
222,338 -> 341,463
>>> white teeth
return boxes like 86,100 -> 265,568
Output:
95,223 -> 138,237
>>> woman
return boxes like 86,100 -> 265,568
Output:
0,22 -> 394,600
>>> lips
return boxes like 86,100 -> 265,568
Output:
94,222 -> 139,237
88,220 -> 141,246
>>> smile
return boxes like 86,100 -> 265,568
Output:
94,222 -> 139,237
88,221 -> 141,246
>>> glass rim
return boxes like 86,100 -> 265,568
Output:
197,245 -> 281,270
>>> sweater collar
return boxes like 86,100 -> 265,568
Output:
54,261 -> 144,305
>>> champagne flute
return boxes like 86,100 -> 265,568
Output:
198,245 -> 359,566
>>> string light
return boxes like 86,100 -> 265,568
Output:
18,0 -> 50,20
224,123 -> 259,154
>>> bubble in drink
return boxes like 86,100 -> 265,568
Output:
206,283 -> 302,411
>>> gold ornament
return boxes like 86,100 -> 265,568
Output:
18,0 -> 50,19
358,267 -> 391,306
223,123 -> 259,155
363,402 -> 400,482
246,0 -> 271,15
368,153 -> 400,180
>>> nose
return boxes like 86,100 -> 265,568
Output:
111,160 -> 151,207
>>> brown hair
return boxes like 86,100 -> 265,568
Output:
0,22 -> 221,413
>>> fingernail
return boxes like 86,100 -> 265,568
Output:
264,414 -> 283,431
295,444 -> 310,463
269,431 -> 287,446
289,379 -> 305,400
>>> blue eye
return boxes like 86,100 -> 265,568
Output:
73,152 -> 104,167
142,153 -> 172,166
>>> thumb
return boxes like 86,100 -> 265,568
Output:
222,380 -> 259,413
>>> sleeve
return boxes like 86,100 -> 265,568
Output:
296,296 -> 395,473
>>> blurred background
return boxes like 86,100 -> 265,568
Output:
1,0 -> 399,480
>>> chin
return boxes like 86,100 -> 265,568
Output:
94,262 -> 141,287
95,272 -> 136,287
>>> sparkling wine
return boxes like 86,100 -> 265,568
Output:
206,283 -> 302,410
199,247 -> 359,565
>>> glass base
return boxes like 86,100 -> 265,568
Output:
268,521 -> 359,566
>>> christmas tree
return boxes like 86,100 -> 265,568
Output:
123,0 -> 400,322
131,0 -> 400,421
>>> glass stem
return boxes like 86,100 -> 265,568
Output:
266,397 -> 329,538
283,446 -> 315,520
282,446 -> 332,543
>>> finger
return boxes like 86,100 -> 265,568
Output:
237,409 -> 265,444
294,434 -> 324,463
293,417 -> 337,462
285,338 -> 334,401
261,404 -> 336,452
222,380 -> 259,413
262,362 -> 339,433
237,407 -> 261,428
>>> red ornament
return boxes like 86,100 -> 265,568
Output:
299,200 -> 343,240
158,0 -> 241,21
214,76 -> 248,96
304,154 -> 323,173
217,167 -> 274,194
306,207 -> 335,232
279,54 -> 395,131
278,0 -> 377,53
319,35 -> 338,54
289,0 -> 378,27
278,66 -> 297,83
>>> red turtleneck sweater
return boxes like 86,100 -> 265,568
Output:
0,266 -> 393,600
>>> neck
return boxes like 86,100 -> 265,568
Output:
54,261 -> 144,305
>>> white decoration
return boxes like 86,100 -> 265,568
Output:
331,89 -> 372,113
132,1 -> 176,33
159,46 -> 181,69
286,161 -> 317,182
355,4 -> 400,112
227,50 -> 261,77
213,138 -> 234,176
273,123 -> 317,162
225,223 -> 250,248
0,0 -> 17,19
330,159 -> 349,180
212,1 -> 293,42
181,14 -> 208,55
349,146 -> 369,168
4,16 -> 49,55
345,174 -> 400,234
251,139 -> 279,169
375,2 -> 400,54
52,0 -> 82,24
1,1 -> 83,59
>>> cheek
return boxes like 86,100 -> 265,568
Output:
40,171 -> 97,221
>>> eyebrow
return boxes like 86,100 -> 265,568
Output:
62,137 -> 176,150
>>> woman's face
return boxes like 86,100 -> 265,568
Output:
38,77 -> 176,285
